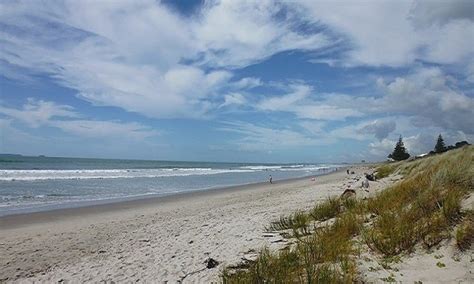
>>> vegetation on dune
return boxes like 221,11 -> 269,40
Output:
430,134 -> 470,155
455,210 -> 474,251
374,164 -> 396,179
434,134 -> 447,153
222,146 -> 473,283
310,196 -> 342,222
388,136 -> 410,161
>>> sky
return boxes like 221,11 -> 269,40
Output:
0,0 -> 473,163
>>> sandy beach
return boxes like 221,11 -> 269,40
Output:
1,166 -> 378,283
2,1 -> 472,282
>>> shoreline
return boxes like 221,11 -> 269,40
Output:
1,166 -> 361,282
0,169 -> 341,225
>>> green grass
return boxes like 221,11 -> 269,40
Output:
222,146 -> 474,282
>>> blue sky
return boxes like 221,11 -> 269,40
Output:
0,0 -> 473,163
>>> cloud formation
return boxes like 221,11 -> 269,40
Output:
0,0 -> 332,118
0,99 -> 158,140
0,0 -> 473,161
257,84 -> 363,120
358,121 -> 397,141
297,0 -> 474,66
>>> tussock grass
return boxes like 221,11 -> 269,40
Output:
222,247 -> 300,282
268,211 -> 312,237
365,146 -> 473,255
223,213 -> 361,283
455,211 -> 474,251
375,164 -> 397,179
310,196 -> 342,221
222,146 -> 473,282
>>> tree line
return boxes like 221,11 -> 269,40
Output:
388,134 -> 470,161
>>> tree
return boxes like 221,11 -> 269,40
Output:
455,141 -> 470,148
434,134 -> 447,153
388,136 -> 410,161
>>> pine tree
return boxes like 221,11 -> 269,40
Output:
388,136 -> 410,161
434,134 -> 446,153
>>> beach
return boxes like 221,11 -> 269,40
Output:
0,166 -> 376,282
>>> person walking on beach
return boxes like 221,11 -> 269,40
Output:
269,175 -> 273,184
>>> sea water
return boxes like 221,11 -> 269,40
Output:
0,155 -> 341,216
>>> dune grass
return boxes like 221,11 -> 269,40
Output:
310,196 -> 342,221
374,164 -> 397,179
364,146 -> 473,255
223,207 -> 363,283
267,211 -> 312,237
222,146 -> 473,282
455,210 -> 474,251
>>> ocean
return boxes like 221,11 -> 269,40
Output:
0,155 -> 341,216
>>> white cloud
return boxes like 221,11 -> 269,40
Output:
0,1 -> 225,118
0,118 -> 47,154
257,84 -> 363,120
0,0 -> 472,161
299,121 -> 326,136
230,77 -> 262,89
410,0 -> 474,27
377,67 -> 474,133
193,0 -> 331,68
218,121 -> 331,152
0,99 -> 78,128
0,99 -> 158,140
1,0 -> 472,121
295,1 -> 418,66
466,60 -> 474,83
359,120 -> 396,141
258,84 -> 311,111
327,119 -> 395,142
313,67 -> 474,135
368,138 -> 397,158
49,120 -> 158,140
0,0 -> 332,119
296,0 -> 474,66
219,93 -> 247,108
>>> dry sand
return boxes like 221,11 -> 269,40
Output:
1,167 -> 373,283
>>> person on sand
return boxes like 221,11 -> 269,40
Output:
269,175 -> 273,184
361,179 -> 369,188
